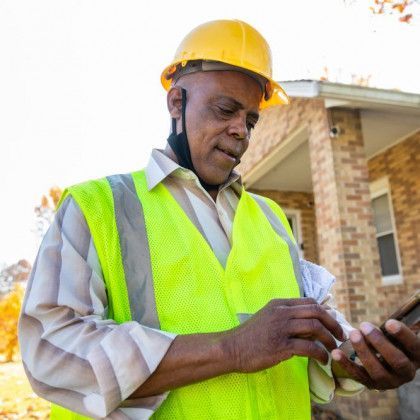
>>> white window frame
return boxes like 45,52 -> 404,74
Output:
283,208 -> 304,259
369,177 -> 403,286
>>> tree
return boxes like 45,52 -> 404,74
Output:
0,260 -> 31,363
0,285 -> 24,362
0,187 -> 62,362
33,186 -> 62,240
369,0 -> 419,23
0,260 -> 31,295
0,260 -> 31,361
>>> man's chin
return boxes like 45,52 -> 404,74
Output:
199,170 -> 231,187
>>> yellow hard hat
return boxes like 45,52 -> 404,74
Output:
161,20 -> 289,109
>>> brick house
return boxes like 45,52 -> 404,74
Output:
239,81 -> 420,419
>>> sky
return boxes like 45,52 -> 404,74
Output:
0,0 -> 419,266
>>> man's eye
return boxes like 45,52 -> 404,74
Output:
218,107 -> 234,116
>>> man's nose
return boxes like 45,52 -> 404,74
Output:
227,115 -> 249,141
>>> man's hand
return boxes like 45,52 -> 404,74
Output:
331,320 -> 419,390
132,297 -> 345,399
225,298 -> 345,373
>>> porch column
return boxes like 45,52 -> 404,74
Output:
308,106 -> 399,418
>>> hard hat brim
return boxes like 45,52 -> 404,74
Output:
161,62 -> 289,109
260,81 -> 290,109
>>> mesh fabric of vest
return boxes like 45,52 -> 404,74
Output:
132,170 -> 310,420
51,171 -> 310,419
57,179 -> 131,324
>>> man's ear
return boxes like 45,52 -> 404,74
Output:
167,86 -> 183,120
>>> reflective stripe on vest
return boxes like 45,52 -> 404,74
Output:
249,192 -> 304,298
106,174 -> 160,329
52,171 -> 310,420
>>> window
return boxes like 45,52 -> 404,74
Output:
284,209 -> 304,259
370,178 -> 402,285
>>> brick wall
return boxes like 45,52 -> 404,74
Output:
327,129 -> 420,420
240,98 -> 323,176
316,108 -> 384,324
365,131 -> 420,417
306,107 -> 400,419
249,190 -> 319,264
368,132 -> 420,314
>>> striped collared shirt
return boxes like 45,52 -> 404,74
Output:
19,149 -> 362,419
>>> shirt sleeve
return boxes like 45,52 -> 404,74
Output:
18,197 -> 176,419
299,259 -> 365,404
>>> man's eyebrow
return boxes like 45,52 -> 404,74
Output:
214,95 -> 259,119
215,95 -> 244,109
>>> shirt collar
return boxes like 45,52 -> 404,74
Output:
145,148 -> 243,193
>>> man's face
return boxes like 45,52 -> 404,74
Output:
170,71 -> 262,185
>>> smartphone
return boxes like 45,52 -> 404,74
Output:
339,290 -> 419,361
379,290 -> 420,335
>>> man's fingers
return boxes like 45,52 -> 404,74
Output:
288,319 -> 337,351
350,328 -> 403,389
290,304 -> 345,341
288,338 -> 329,365
361,322 -> 416,380
384,320 -> 420,362
331,349 -> 374,389
350,329 -> 386,377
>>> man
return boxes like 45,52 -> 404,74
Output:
19,20 -> 419,419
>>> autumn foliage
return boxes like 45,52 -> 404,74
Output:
34,186 -> 63,239
0,285 -> 24,362
0,188 -> 60,418
0,187 -> 62,364
369,0 -> 418,23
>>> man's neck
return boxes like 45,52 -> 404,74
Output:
163,144 -> 219,202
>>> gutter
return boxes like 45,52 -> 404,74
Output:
280,80 -> 420,111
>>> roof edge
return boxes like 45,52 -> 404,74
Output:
279,80 -> 420,110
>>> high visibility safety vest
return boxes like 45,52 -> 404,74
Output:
51,170 -> 310,420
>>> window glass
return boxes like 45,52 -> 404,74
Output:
377,233 -> 399,276
372,194 -> 393,234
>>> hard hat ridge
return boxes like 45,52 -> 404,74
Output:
161,19 -> 289,109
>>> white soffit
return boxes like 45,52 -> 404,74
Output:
324,99 -> 350,108
244,125 -> 310,190
250,140 -> 312,192
361,110 -> 420,158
